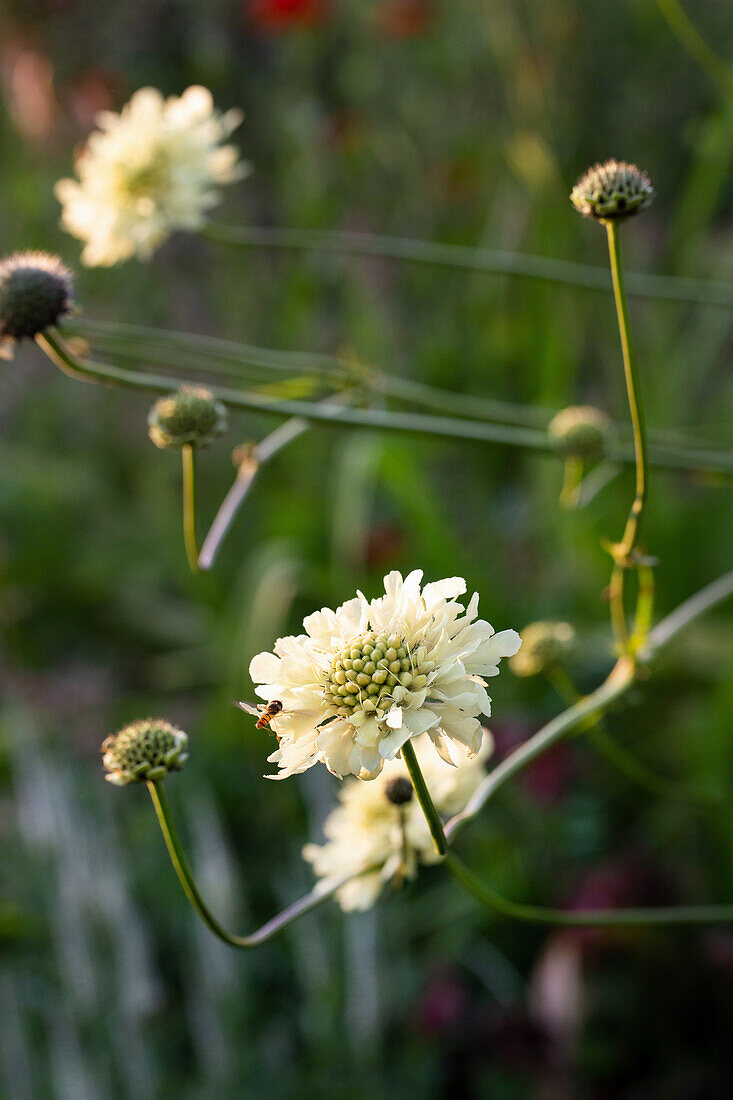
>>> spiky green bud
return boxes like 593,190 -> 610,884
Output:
570,160 -> 654,222
509,622 -> 576,678
0,252 -> 74,349
148,386 -> 228,451
102,718 -> 189,786
548,405 -> 612,459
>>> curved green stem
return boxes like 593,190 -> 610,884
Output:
181,444 -> 200,574
606,221 -> 648,559
39,327 -> 733,478
68,318 -> 731,454
605,220 -> 650,651
147,781 -> 368,948
401,739 -> 447,856
446,852 -> 733,926
201,222 -> 733,308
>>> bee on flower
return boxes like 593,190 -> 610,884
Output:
55,85 -> 248,266
304,733 -> 491,911
249,570 -> 520,780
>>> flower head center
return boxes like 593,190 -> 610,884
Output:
118,152 -> 171,206
324,630 -> 430,719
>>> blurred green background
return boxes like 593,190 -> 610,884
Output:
1,1 -> 732,1096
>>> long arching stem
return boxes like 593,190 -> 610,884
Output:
147,781 -> 371,948
446,852 -> 733,927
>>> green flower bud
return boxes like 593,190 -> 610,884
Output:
570,160 -> 654,222
384,776 -> 414,806
510,622 -> 576,678
548,405 -> 612,459
0,252 -> 74,349
102,718 -> 189,786
148,386 -> 228,451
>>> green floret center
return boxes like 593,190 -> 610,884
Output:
324,630 -> 429,718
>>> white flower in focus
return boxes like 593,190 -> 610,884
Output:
55,86 -> 247,266
303,733 -> 491,911
249,570 -> 520,780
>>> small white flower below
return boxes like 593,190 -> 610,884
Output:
303,733 -> 491,911
55,85 -> 247,266
249,569 -> 520,780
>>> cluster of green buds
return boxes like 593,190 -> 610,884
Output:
570,160 -> 654,222
102,718 -> 189,785
510,621 -> 576,678
148,386 -> 228,451
548,405 -> 612,460
324,631 -> 433,718
0,251 -> 74,354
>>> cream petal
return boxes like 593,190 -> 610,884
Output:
422,577 -> 466,609
249,651 -> 281,683
386,707 -> 403,730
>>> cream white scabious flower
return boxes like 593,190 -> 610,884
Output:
304,733 -> 490,912
55,86 -> 247,266
249,570 -> 520,780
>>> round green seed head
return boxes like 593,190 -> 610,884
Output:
148,386 -> 228,451
510,621 -> 576,678
570,160 -> 654,222
0,251 -> 74,343
102,718 -> 189,786
547,405 -> 612,459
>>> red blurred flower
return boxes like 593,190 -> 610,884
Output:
247,0 -> 330,31
376,0 -> 436,39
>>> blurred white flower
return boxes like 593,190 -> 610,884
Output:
304,733 -> 491,911
249,569 -> 520,780
55,85 -> 247,266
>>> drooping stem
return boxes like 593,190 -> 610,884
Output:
147,781 -> 369,948
181,444 -> 200,574
446,852 -> 733,926
401,739 -> 447,856
36,327 -> 733,478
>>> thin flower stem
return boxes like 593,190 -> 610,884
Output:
608,564 -> 630,650
445,852 -> 733,926
605,220 -> 650,651
445,568 -> 733,841
39,328 -> 733,478
655,0 -> 733,102
200,223 -> 733,309
606,221 -> 648,559
199,391 -> 358,570
69,318 -> 730,451
147,781 -> 371,948
181,444 -> 200,575
559,455 -> 584,508
401,739 -> 447,856
630,562 -> 656,651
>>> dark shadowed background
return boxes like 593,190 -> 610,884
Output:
0,1 -> 732,1097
